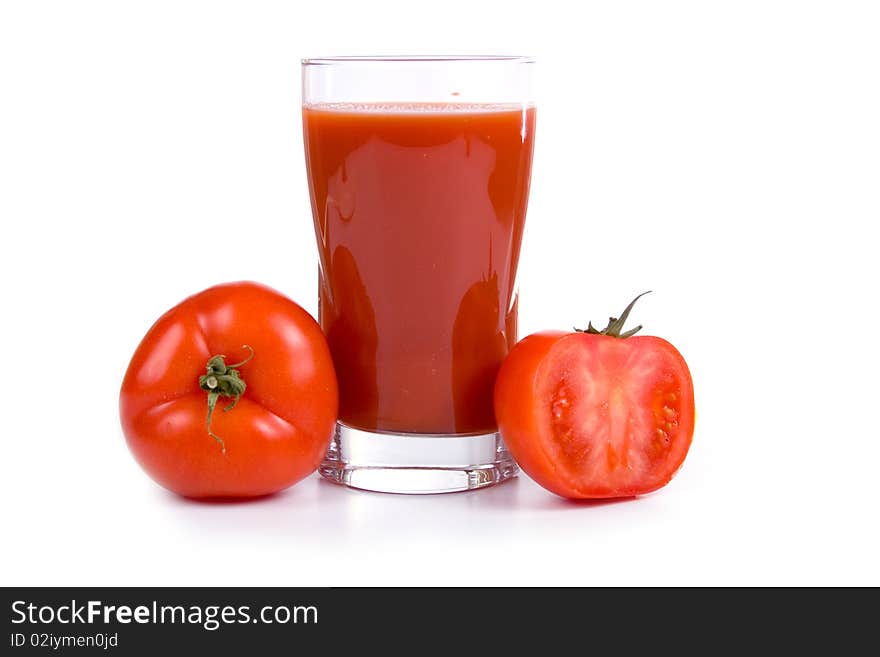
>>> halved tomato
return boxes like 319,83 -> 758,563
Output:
494,294 -> 695,498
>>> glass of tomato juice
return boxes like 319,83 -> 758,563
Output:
302,56 -> 536,493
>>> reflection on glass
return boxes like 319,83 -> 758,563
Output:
323,245 -> 379,428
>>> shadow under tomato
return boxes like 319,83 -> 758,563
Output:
162,488 -> 294,506
554,495 -> 639,509
509,477 -> 643,511
510,495 -> 641,512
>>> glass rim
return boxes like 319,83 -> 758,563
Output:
302,55 -> 535,66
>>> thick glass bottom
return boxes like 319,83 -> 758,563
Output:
319,422 -> 519,494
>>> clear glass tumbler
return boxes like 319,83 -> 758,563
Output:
302,56 -> 536,493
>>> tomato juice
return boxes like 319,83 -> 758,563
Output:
304,103 -> 536,434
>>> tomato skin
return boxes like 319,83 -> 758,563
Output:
494,331 -> 694,499
119,282 -> 338,498
493,332 -> 572,496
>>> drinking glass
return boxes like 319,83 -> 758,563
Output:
302,56 -> 536,493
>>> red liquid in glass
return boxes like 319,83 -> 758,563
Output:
304,103 -> 536,434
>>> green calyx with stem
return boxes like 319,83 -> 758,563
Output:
197,345 -> 254,454
576,291 -> 652,338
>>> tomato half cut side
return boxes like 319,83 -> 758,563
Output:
494,322 -> 695,501
532,333 -> 694,498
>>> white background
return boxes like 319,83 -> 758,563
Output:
1,1 -> 878,586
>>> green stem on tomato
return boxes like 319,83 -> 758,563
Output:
197,345 -> 254,454
576,291 -> 652,338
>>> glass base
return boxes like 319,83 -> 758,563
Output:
319,422 -> 519,494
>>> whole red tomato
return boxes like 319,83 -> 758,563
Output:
120,281 -> 338,498
494,293 -> 695,499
